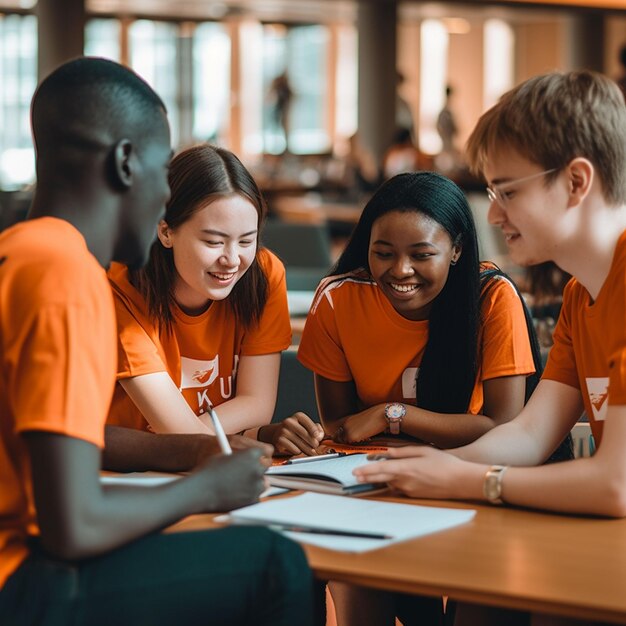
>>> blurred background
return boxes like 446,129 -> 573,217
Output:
0,0 -> 624,346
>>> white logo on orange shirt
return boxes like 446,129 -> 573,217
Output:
586,377 -> 609,422
180,355 -> 219,389
179,355 -> 240,415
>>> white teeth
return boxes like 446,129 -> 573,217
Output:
210,272 -> 235,280
390,283 -> 418,293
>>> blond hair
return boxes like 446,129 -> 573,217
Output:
466,70 -> 626,205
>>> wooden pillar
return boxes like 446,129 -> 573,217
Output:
357,0 -> 397,163
37,0 -> 85,81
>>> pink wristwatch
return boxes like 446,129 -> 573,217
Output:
384,403 -> 406,435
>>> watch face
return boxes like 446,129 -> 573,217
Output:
386,403 -> 406,419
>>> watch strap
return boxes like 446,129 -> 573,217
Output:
388,419 -> 401,435
483,465 -> 508,505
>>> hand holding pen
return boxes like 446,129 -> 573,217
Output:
208,408 -> 232,455
284,452 -> 346,465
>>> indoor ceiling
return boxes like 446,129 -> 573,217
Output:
85,0 -> 625,22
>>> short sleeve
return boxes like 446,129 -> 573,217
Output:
240,250 -> 292,355
113,292 -> 169,380
542,282 -> 580,390
297,290 -> 353,381
479,277 -> 535,381
10,297 -> 115,448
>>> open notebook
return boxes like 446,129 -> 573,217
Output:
265,453 -> 385,495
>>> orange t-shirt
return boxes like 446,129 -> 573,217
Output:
297,266 -> 535,414
0,218 -> 116,589
543,229 -> 626,447
107,248 -> 292,431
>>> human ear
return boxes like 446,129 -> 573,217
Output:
451,241 -> 462,265
566,158 -> 593,208
112,139 -> 134,189
157,220 -> 173,248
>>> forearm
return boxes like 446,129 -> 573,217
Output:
29,434 -> 226,561
493,454 -> 626,517
332,403 -> 501,448
401,406 -> 498,448
496,405 -> 626,517
453,378 -> 583,466
103,426 -> 217,472
427,451 -> 626,516
88,470 -> 213,552
120,374 -> 215,436
209,395 -> 275,434
451,418 -> 548,466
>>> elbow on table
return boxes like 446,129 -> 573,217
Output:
595,475 -> 626,518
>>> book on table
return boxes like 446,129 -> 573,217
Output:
265,452 -> 386,495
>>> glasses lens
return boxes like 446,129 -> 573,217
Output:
486,187 -> 497,204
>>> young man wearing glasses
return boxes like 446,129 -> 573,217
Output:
356,70 -> 626,514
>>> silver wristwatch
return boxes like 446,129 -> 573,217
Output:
483,465 -> 508,505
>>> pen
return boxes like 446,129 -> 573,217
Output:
209,408 -> 232,455
285,452 -> 346,465
367,454 -> 390,461
268,524 -> 391,540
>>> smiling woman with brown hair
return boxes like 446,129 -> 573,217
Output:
107,143 -> 324,455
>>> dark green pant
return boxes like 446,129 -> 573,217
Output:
0,526 -> 314,626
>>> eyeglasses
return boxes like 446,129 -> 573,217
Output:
486,168 -> 559,208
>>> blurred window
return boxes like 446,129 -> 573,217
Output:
484,19 -> 515,109
85,17 -> 121,61
129,20 -> 179,145
192,22 -> 230,144
0,12 -> 36,189
262,24 -> 330,155
418,19 -> 448,155
335,24 -> 357,142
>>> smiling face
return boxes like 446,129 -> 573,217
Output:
484,147 -> 568,267
160,194 -> 259,315
368,210 -> 461,321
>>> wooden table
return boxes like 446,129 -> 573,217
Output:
168,495 -> 626,624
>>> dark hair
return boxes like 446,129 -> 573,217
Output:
130,144 -> 269,330
32,57 -> 166,178
332,171 -> 480,414
480,266 -> 573,463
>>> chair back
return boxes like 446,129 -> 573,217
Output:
272,349 -> 320,424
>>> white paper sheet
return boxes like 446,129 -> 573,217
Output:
100,472 -> 182,487
217,492 -> 476,553
100,474 -> 288,499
